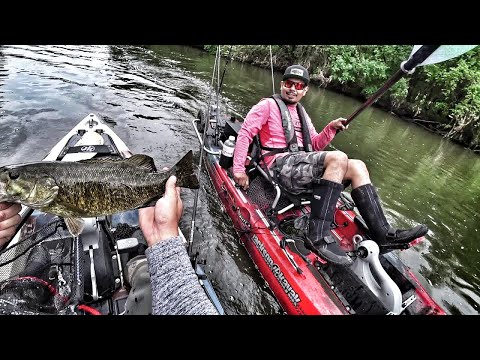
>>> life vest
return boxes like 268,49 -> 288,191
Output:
259,94 -> 313,158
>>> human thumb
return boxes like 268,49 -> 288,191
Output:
164,175 -> 177,197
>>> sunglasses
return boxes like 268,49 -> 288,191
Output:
283,79 -> 306,91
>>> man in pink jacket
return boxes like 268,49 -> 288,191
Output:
233,64 -> 428,266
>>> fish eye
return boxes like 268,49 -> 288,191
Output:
8,171 -> 19,180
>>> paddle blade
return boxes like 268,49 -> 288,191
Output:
411,45 -> 477,66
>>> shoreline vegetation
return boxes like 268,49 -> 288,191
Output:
199,45 -> 479,154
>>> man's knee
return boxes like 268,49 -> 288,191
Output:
325,151 -> 348,168
348,159 -> 368,174
124,255 -> 152,315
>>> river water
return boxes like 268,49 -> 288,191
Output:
0,45 -> 478,315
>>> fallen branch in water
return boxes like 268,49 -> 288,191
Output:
411,118 -> 440,124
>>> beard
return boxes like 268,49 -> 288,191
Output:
281,93 -> 298,104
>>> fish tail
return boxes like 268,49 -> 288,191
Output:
171,150 -> 199,189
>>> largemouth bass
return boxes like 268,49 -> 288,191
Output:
0,150 -> 199,235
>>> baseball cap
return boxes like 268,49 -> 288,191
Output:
283,64 -> 309,85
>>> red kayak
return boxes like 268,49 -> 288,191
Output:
194,107 -> 445,315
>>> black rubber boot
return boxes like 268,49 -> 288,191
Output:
304,179 -> 353,266
351,184 -> 429,246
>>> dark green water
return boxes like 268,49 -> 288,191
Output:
1,45 -> 478,314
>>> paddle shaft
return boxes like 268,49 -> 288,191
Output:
344,45 -> 440,126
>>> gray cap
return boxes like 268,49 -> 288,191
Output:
283,64 -> 309,85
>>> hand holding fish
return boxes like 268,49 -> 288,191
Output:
139,175 -> 183,246
0,202 -> 22,247
0,150 -> 198,236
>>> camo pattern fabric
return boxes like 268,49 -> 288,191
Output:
272,151 -> 327,195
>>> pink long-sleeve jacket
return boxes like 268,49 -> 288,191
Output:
232,97 -> 337,174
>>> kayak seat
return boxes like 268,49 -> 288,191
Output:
244,136 -> 313,225
246,160 -> 310,218
242,137 -> 367,246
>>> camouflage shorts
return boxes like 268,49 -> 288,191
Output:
271,151 -> 327,195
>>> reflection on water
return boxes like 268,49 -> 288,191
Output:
0,45 -> 478,314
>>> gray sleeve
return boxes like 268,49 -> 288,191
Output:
145,236 -> 219,315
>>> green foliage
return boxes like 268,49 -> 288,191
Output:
407,47 -> 480,147
325,45 -> 411,99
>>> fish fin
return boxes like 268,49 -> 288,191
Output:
27,179 -> 59,207
64,217 -> 85,237
125,154 -> 157,172
78,154 -> 157,172
78,156 -> 124,163
170,150 -> 199,189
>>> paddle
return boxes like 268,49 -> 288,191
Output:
343,45 -> 478,126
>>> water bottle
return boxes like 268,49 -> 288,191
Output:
219,135 -> 236,169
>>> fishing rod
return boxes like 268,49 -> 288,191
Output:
269,45 -> 275,94
188,45 -> 222,258
344,45 -> 478,126
218,46 -> 232,91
